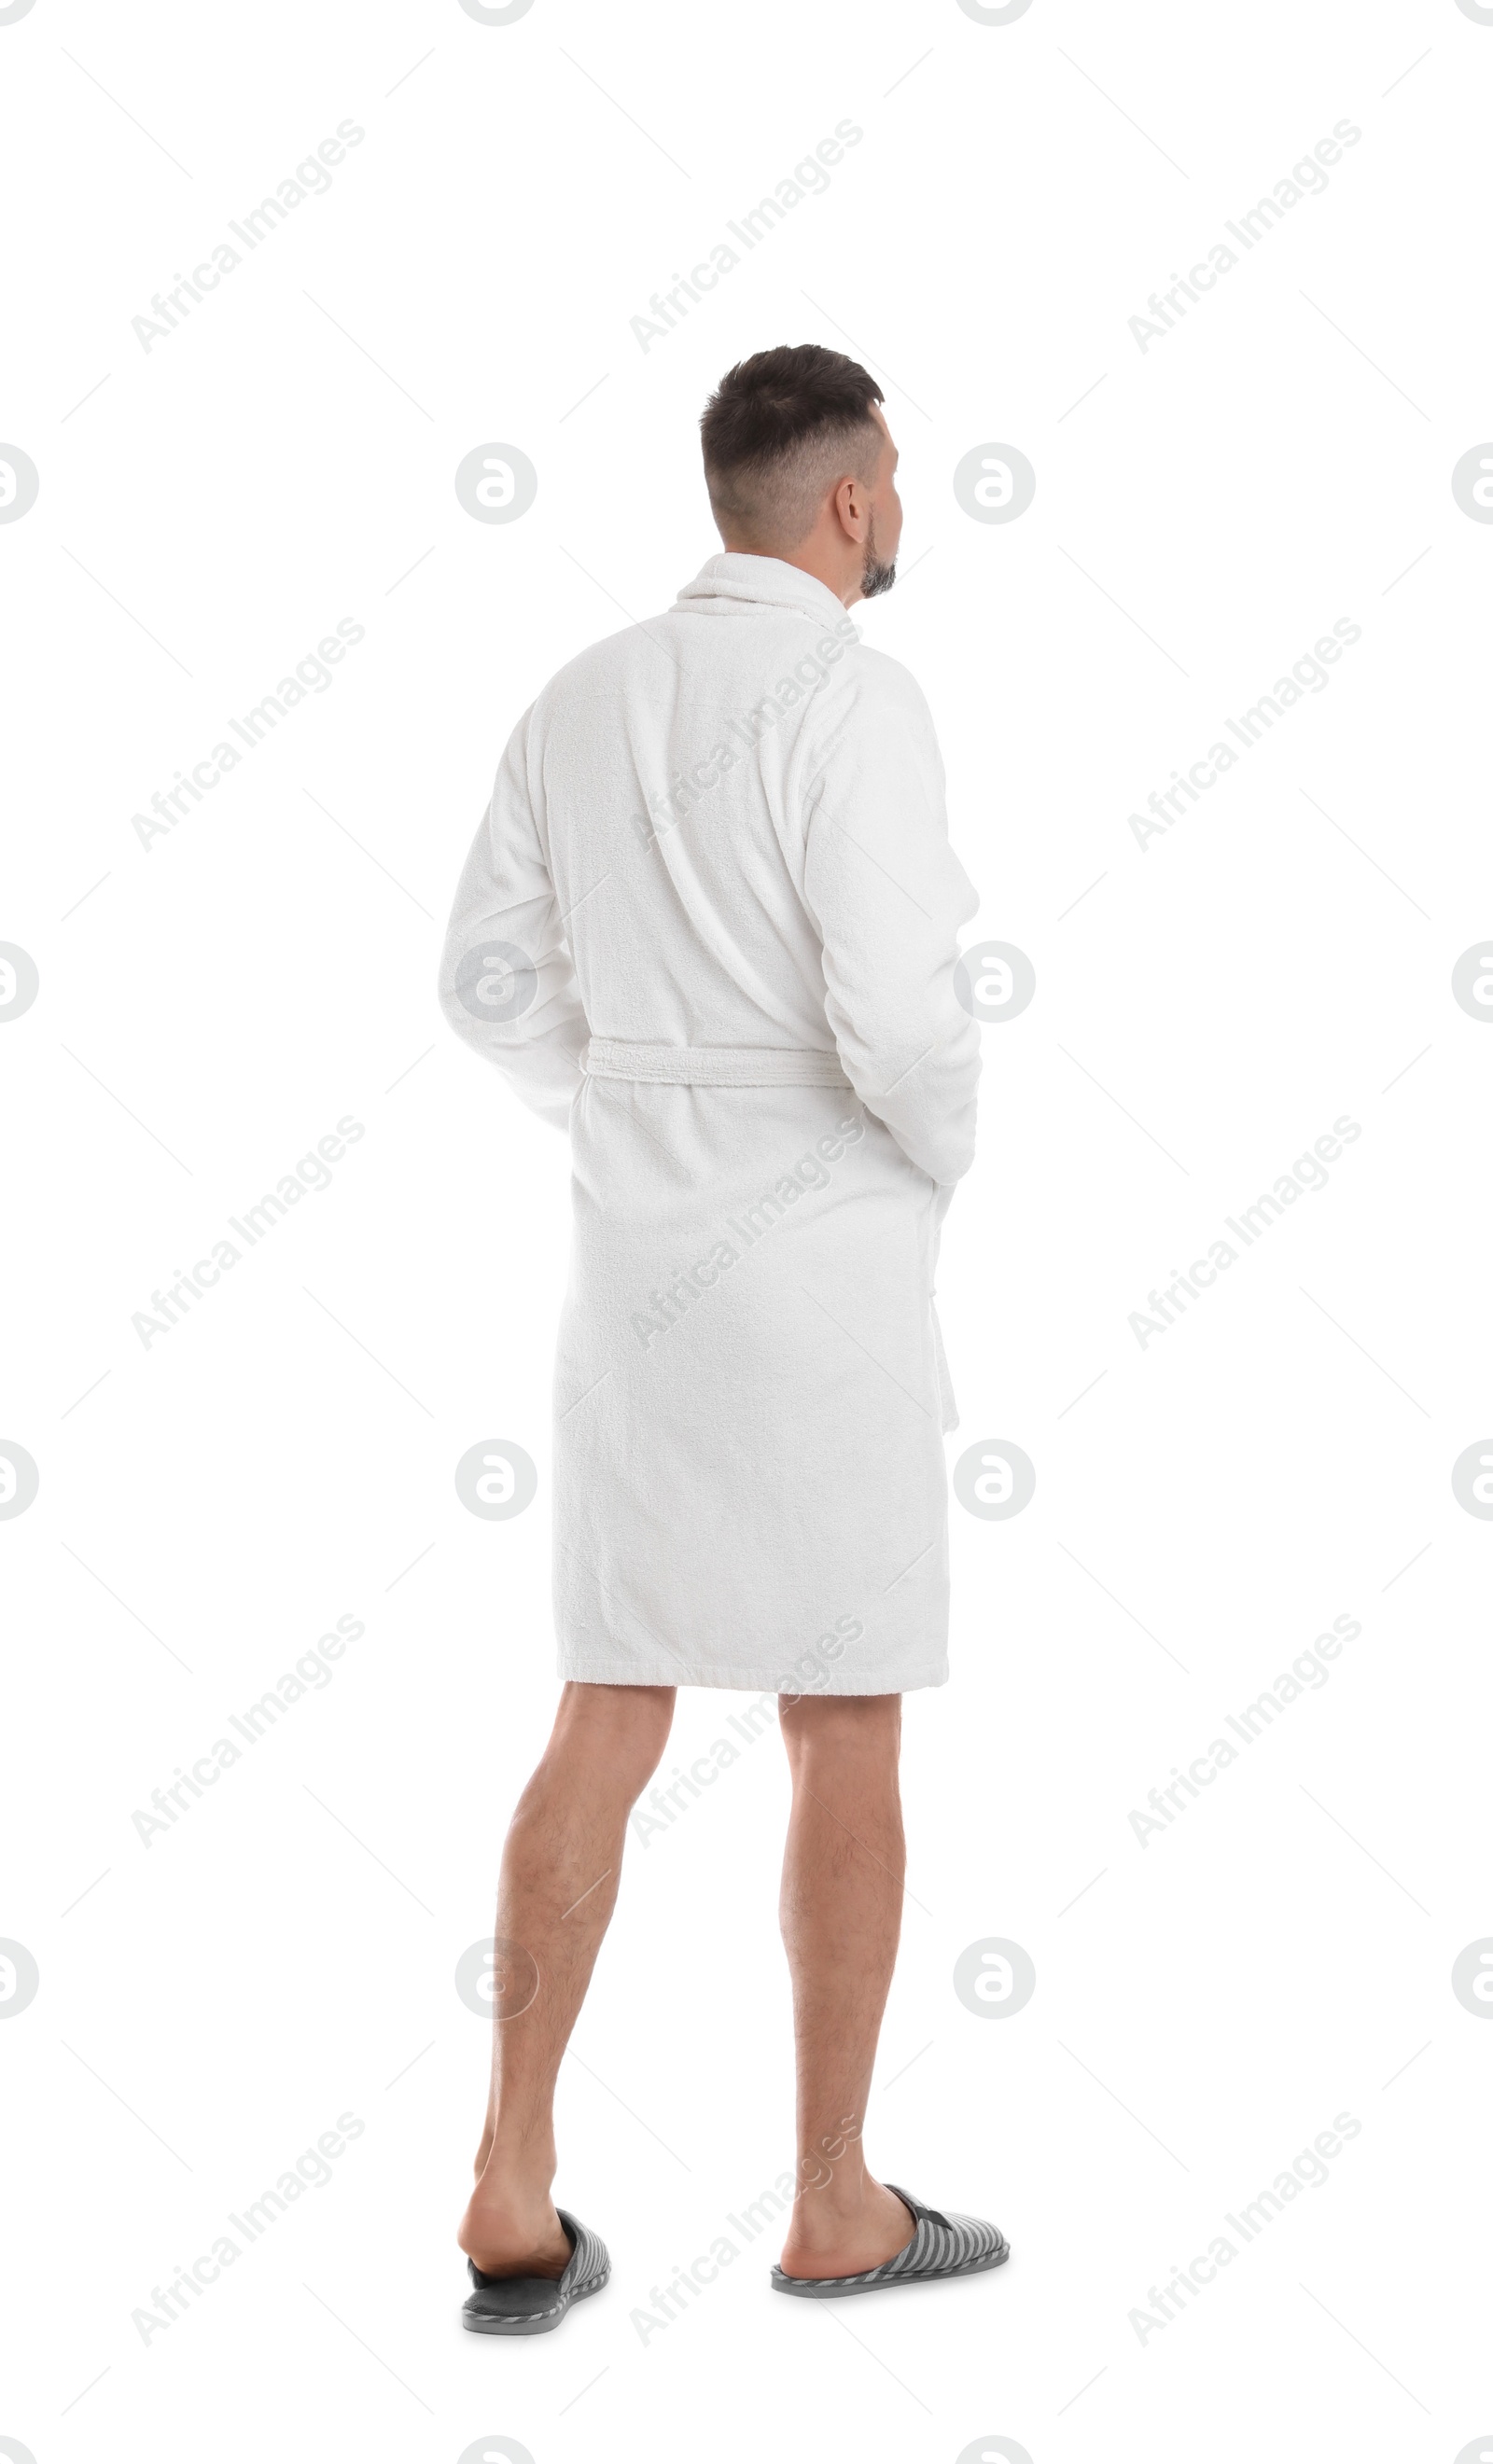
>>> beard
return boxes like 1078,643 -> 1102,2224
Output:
860,511 -> 897,599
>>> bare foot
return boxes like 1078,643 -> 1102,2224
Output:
777,2179 -> 915,2280
459,2192 -> 572,2281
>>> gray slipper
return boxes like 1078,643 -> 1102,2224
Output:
462,2209 -> 610,2334
770,2185 -> 1008,2298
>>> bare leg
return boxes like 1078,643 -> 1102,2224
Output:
458,1681 -> 675,2277
775,1692 -> 917,2278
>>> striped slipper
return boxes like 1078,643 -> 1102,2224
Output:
462,2209 -> 610,2335
771,2185 -> 1009,2298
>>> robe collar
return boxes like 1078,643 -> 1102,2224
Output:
676,552 -> 861,638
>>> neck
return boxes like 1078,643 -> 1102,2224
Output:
719,540 -> 860,608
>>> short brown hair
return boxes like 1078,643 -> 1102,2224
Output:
700,343 -> 886,550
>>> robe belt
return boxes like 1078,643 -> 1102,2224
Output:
582,1037 -> 851,1090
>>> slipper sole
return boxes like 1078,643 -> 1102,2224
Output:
772,2238 -> 1010,2298
462,2266 -> 610,2335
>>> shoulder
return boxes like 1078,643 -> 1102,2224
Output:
506,631 -> 648,786
537,631 -> 631,702
527,619 -> 667,728
842,641 -> 933,717
806,638 -> 940,754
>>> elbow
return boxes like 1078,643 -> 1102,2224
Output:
926,1062 -> 979,1188
929,1135 -> 976,1191
436,949 -> 476,1051
436,925 -> 465,1021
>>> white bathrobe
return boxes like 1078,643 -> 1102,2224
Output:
439,553 -> 980,1694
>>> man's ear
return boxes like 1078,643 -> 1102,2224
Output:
833,472 -> 864,541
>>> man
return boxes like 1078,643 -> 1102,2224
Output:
439,343 -> 1003,2334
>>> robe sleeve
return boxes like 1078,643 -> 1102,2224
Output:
801,658 -> 982,1187
437,703 -> 589,1130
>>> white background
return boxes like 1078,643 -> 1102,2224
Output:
3,0 -> 1491,2458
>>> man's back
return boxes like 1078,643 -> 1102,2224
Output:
443,552 -> 980,1184
536,556 -> 941,1058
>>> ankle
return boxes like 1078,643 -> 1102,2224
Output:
788,2168 -> 887,2237
469,2144 -> 557,2210
470,2171 -> 556,2210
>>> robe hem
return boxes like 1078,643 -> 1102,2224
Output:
556,1657 -> 950,1693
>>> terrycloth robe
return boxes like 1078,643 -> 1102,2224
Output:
439,553 -> 980,1694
